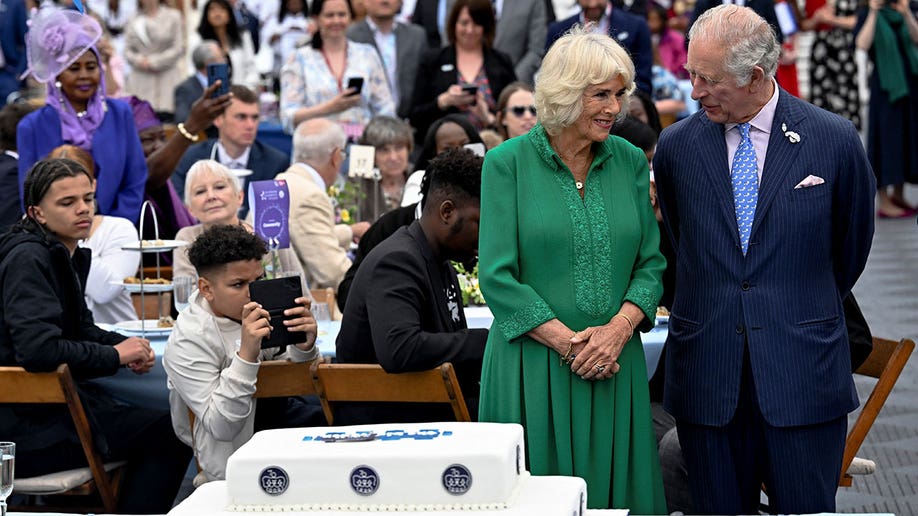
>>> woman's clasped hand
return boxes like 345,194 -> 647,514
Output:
569,321 -> 630,381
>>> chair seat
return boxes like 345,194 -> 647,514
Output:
846,456 -> 876,476
14,461 -> 127,495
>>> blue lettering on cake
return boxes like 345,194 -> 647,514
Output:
442,464 -> 472,495
259,466 -> 289,496
350,466 -> 379,495
303,429 -> 454,442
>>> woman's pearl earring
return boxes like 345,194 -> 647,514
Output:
54,81 -> 62,88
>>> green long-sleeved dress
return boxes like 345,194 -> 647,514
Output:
478,125 -> 667,514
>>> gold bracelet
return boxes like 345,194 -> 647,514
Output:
176,122 -> 200,143
613,313 -> 635,334
560,341 -> 573,366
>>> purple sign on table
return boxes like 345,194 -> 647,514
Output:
248,180 -> 290,249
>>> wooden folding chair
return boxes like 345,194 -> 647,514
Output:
254,359 -> 319,399
0,364 -> 125,513
187,359 -> 321,474
839,336 -> 915,486
311,362 -> 471,425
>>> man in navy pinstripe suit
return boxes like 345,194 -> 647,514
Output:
653,5 -> 876,514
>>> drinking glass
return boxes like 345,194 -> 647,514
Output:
173,276 -> 196,313
312,302 -> 332,321
0,442 -> 14,516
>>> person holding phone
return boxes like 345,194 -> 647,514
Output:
408,0 -> 517,145
164,224 -> 324,486
280,0 -> 395,135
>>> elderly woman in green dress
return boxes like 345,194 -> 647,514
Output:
477,28 -> 667,513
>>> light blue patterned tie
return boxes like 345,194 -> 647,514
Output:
731,123 -> 758,255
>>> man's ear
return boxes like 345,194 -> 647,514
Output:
28,206 -> 45,224
438,199 -> 456,225
198,276 -> 214,302
748,66 -> 768,93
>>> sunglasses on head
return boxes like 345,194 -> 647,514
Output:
508,105 -> 537,117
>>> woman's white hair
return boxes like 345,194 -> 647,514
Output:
183,159 -> 241,203
535,27 -> 636,136
689,4 -> 780,87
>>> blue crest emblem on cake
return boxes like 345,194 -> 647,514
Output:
259,466 -> 289,496
350,466 -> 379,495
442,464 -> 472,495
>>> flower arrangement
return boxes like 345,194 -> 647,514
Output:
453,261 -> 486,306
327,181 -> 364,225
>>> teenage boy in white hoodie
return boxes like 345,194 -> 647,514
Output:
163,224 -> 323,485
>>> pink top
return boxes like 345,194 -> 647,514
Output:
656,29 -> 688,80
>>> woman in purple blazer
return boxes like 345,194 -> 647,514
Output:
16,7 -> 147,224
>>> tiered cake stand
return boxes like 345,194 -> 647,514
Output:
116,201 -> 187,337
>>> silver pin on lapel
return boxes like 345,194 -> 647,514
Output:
781,123 -> 800,144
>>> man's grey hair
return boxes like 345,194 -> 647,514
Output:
192,40 -> 223,71
689,5 -> 780,87
292,120 -> 347,165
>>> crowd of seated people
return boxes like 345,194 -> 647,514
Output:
0,0 -> 837,513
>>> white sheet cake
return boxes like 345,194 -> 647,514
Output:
169,422 -> 588,515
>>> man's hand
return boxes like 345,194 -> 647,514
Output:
286,297 -> 318,351
240,302 -> 272,362
115,337 -> 155,374
351,221 -> 371,241
184,82 -> 234,135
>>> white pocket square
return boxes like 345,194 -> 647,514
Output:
794,175 -> 825,189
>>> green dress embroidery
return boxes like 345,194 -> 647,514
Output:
478,125 -> 667,513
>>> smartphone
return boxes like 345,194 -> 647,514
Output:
248,276 -> 306,349
461,85 -> 478,96
346,77 -> 364,96
461,85 -> 478,106
207,63 -> 230,98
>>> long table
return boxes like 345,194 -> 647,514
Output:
91,309 -> 668,411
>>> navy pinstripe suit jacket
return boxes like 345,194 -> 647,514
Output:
653,88 -> 876,428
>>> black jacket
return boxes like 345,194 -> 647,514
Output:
337,203 -> 418,311
336,221 -> 487,424
0,226 -> 125,450
408,45 -> 517,144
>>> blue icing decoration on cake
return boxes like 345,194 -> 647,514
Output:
303,428 -> 454,442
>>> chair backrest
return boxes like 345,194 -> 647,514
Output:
839,337 -> 915,486
254,359 -> 318,398
187,358 -> 321,474
311,362 -> 471,425
0,364 -> 120,511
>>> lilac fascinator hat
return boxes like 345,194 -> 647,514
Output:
25,7 -> 103,83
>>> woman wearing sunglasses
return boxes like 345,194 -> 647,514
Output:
495,82 -> 537,140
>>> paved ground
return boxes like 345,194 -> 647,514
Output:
836,185 -> 918,514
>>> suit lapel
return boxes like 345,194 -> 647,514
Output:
245,142 -> 261,170
695,115 -> 739,241
750,90 -> 806,238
